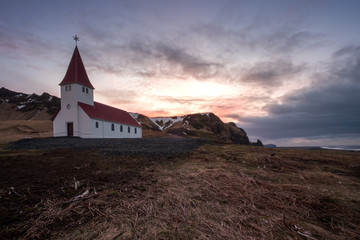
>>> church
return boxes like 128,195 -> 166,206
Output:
53,44 -> 142,138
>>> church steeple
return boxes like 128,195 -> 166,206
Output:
59,46 -> 95,89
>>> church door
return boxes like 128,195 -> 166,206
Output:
67,122 -> 73,137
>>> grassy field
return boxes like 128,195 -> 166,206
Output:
0,120 -> 52,144
0,141 -> 359,239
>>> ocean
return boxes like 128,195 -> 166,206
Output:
278,145 -> 360,151
320,145 -> 360,151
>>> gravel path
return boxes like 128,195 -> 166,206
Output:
9,137 -> 206,158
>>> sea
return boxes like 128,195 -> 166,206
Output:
320,145 -> 360,151
278,145 -> 360,151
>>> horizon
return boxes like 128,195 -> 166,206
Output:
1,0 -> 359,146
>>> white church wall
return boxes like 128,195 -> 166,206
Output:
98,121 -> 142,139
78,107 -> 93,138
76,84 -> 94,106
53,110 -> 66,137
54,103 -> 143,138
53,104 -> 80,137
54,84 -> 94,137
90,119 -> 105,138
61,84 -> 93,107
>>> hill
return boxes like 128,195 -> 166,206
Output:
132,113 -> 251,144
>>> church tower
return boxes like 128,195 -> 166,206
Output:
53,38 -> 142,138
53,46 -> 95,137
59,46 -> 95,107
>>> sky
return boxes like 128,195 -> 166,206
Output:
1,0 -> 359,146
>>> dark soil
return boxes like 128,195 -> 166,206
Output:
8,137 -> 205,158
1,140 -> 359,239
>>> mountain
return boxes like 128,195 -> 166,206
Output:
132,112 -> 253,145
1,87 -> 259,145
0,87 -> 60,120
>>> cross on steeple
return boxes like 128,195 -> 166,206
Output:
73,35 -> 79,45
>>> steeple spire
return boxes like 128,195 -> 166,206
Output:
59,45 -> 95,89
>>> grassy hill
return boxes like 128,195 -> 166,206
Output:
1,139 -> 359,239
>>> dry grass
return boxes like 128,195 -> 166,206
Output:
1,144 -> 359,239
0,120 -> 52,143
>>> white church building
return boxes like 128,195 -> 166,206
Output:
53,46 -> 142,138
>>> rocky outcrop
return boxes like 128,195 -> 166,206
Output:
251,139 -> 264,147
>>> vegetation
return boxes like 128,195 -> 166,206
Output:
0,120 -> 52,144
1,141 -> 359,239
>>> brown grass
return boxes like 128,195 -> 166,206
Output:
0,120 -> 52,143
0,144 -> 359,239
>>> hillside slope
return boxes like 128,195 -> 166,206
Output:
0,87 -> 60,120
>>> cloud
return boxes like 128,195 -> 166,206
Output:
125,41 -> 222,80
0,24 -> 56,58
260,30 -> 324,54
157,96 -> 207,105
332,45 -> 360,58
155,43 -> 222,79
83,39 -> 223,82
236,47 -> 360,143
96,89 -> 138,105
241,59 -> 305,86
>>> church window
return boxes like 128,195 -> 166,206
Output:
120,125 -> 123,132
86,88 -> 89,94
111,123 -> 115,131
69,85 -> 71,91
95,121 -> 99,128
135,128 -> 137,134
128,126 -> 130,133
65,86 -> 68,92
82,86 -> 85,92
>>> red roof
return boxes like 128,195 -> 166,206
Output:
78,101 -> 141,127
59,46 -> 95,89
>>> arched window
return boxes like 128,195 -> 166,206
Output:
82,86 -> 85,92
128,126 -> 130,133
120,125 -> 123,132
95,121 -> 99,128
65,86 -> 68,92
111,123 -> 114,131
86,88 -> 89,94
135,128 -> 137,134
69,85 -> 71,91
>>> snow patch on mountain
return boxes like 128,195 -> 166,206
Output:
200,112 -> 211,117
150,116 -> 185,130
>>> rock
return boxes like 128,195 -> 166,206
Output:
251,139 -> 264,147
